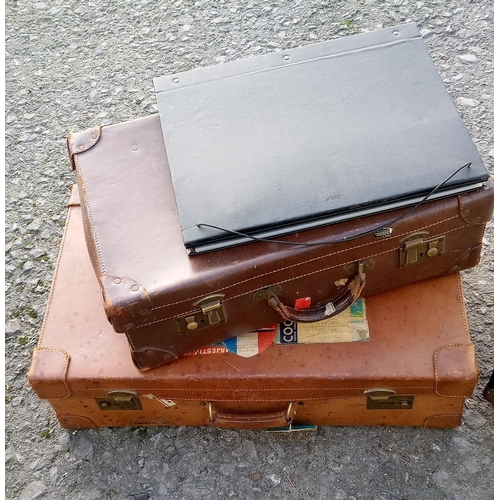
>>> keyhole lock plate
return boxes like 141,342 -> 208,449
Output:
365,389 -> 415,410
175,295 -> 226,333
399,233 -> 445,268
96,390 -> 143,411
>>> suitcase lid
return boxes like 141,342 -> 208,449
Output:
153,23 -> 489,254
28,192 -> 478,402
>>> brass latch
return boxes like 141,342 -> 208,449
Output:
365,389 -> 414,410
96,390 -> 142,411
399,232 -> 444,267
176,294 -> 226,333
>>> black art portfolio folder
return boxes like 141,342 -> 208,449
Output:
154,23 -> 489,254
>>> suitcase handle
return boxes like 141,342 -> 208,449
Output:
208,402 -> 296,429
266,262 -> 366,323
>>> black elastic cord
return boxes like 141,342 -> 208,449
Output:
197,162 -> 473,247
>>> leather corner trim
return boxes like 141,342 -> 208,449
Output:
27,347 -> 71,399
458,177 -> 494,224
58,415 -> 98,429
446,244 -> 482,276
67,126 -> 102,171
434,344 -> 478,397
100,276 -> 152,333
423,413 -> 463,428
67,184 -> 81,207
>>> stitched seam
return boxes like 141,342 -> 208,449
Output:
434,344 -> 474,398
124,330 -> 138,351
423,413 -> 462,428
142,247 -> 395,326
456,273 -> 471,343
151,215 -> 460,311
81,203 -> 101,275
37,205 -> 73,347
74,155 -> 106,275
67,385 -> 435,392
60,394 -> 430,402
139,224 -> 466,328
58,414 -> 97,426
35,347 -> 71,398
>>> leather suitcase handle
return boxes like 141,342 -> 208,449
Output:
208,402 -> 296,429
267,263 -> 366,323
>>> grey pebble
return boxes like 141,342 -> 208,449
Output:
19,481 -> 48,500
457,97 -> 480,107
5,320 -> 22,337
73,437 -> 95,461
458,53 -> 478,63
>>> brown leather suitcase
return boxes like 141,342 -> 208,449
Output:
27,192 -> 479,430
68,114 -> 493,370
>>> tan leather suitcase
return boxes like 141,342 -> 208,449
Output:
28,192 -> 479,429
68,114 -> 493,371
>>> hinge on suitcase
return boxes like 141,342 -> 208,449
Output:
365,389 -> 414,410
95,390 -> 143,411
399,232 -> 444,267
176,294 -> 227,333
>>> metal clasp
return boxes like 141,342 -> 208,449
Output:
95,390 -> 143,411
176,294 -> 226,333
399,232 -> 444,267
364,389 -> 414,410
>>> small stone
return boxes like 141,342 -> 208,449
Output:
452,436 -> 472,455
29,248 -> 47,258
488,148 -> 494,158
27,220 -> 41,232
130,494 -> 150,500
73,437 -> 94,461
19,481 -> 47,500
138,457 -> 145,468
458,54 -> 478,63
420,28 -> 433,38
250,472 -> 262,482
267,474 -> 281,485
464,409 -> 487,428
6,320 -> 21,337
22,261 -> 34,272
457,97 -> 479,107
431,470 -> 450,488
84,491 -> 104,500
219,462 -> 236,475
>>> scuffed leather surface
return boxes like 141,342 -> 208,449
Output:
70,111 -> 493,368
100,275 -> 152,332
28,200 -> 478,406
28,348 -> 71,399
435,344 -> 478,397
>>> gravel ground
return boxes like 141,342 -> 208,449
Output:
5,1 -> 494,499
